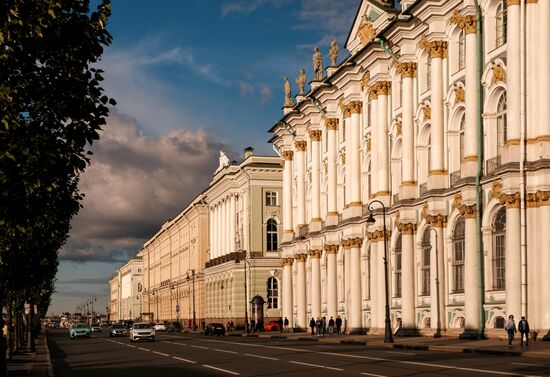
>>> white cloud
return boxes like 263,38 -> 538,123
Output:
221,0 -> 291,18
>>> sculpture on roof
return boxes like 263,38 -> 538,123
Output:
329,40 -> 339,67
283,76 -> 294,107
313,47 -> 323,81
215,151 -> 230,173
295,68 -> 307,95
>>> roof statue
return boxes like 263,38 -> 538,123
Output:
313,47 -> 323,81
283,76 -> 294,107
329,40 -> 339,67
215,150 -> 230,173
295,68 -> 307,95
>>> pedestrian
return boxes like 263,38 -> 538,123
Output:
335,316 -> 342,335
504,314 -> 517,346
227,321 -> 231,333
230,320 -> 235,332
278,317 -> 284,333
309,317 -> 316,335
328,316 -> 335,335
518,316 -> 530,346
250,318 -> 255,334
322,316 -> 327,336
283,317 -> 289,332
316,318 -> 323,336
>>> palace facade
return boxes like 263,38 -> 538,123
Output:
108,256 -> 143,322
269,0 -> 550,337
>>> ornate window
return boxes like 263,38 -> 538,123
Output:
496,2 -> 507,48
452,216 -> 465,292
493,207 -> 506,290
496,93 -> 507,158
421,229 -> 431,295
458,30 -> 465,70
394,234 -> 402,298
459,114 -> 466,162
266,219 -> 278,251
267,277 -> 278,309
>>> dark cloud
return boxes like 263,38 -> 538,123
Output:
61,112 -> 235,263
58,277 -> 112,285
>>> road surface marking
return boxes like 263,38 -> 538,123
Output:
153,351 -> 170,357
172,356 -> 196,364
244,353 -> 279,361
289,360 -> 343,371
126,345 -> 136,348
214,348 -> 238,354
385,351 -> 415,355
191,345 -> 208,349
361,373 -> 386,377
203,364 -> 240,375
512,363 -> 548,368
137,347 -> 150,351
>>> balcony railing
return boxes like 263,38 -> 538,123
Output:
450,170 -> 461,187
419,183 -> 428,196
486,155 -> 502,175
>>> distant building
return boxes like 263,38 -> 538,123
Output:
108,257 -> 143,321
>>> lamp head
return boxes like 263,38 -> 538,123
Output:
366,212 -> 376,224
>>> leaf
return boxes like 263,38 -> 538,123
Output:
48,8 -> 56,19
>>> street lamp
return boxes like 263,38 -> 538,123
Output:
234,251 -> 249,333
428,227 -> 442,338
187,269 -> 196,331
366,200 -> 393,343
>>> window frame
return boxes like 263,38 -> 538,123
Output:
267,277 -> 278,309
266,218 -> 278,252
452,216 -> 465,293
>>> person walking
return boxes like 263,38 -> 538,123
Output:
322,316 -> 327,337
309,317 -> 316,335
328,317 -> 335,335
278,317 -> 284,333
316,318 -> 323,337
335,316 -> 342,335
283,317 -> 289,332
518,316 -> 530,346
504,314 -> 517,346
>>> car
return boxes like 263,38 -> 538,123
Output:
90,323 -> 101,333
204,322 -> 225,336
69,324 -> 90,339
264,320 -> 281,332
165,321 -> 182,332
153,323 -> 166,331
109,323 -> 127,337
129,322 -> 155,342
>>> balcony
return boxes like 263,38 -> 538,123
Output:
450,170 -> 461,187
486,155 -> 502,175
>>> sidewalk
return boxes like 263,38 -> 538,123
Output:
7,330 -> 53,377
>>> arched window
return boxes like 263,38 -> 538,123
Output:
493,207 -> 506,290
458,30 -> 465,70
266,219 -> 278,251
421,229 -> 431,295
496,2 -> 507,48
495,316 -> 505,328
496,93 -> 507,158
394,234 -> 402,298
267,277 -> 278,309
459,114 -> 466,162
453,216 -> 465,292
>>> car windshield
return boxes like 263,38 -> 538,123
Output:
111,324 -> 124,329
134,323 -> 151,329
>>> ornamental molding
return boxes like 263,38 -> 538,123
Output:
450,11 -> 477,34
398,222 -> 416,235
282,150 -> 294,161
397,62 -> 417,78
308,249 -> 322,258
349,101 -> 362,114
295,140 -> 307,151
325,118 -> 339,130
324,244 -> 339,254
308,129 -> 322,141
377,81 -> 391,96
419,37 -> 448,59
491,63 -> 506,84
361,70 -> 371,91
358,18 -> 377,46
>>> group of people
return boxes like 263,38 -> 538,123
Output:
504,315 -> 531,347
309,316 -> 344,336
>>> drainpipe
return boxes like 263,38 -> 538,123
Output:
374,37 -> 399,63
473,0 -> 486,340
519,0 -> 527,318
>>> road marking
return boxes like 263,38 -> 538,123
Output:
172,356 -> 196,364
361,373 -> 386,377
127,345 -> 136,348
203,364 -> 240,375
137,347 -> 150,351
190,345 -> 208,349
385,351 -> 415,355
512,362 -> 548,368
213,348 -> 238,354
289,360 -> 343,371
244,353 -> 279,361
153,351 -> 170,357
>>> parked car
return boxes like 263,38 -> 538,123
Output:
129,322 -> 155,342
69,324 -> 90,339
109,323 -> 127,337
204,323 -> 225,336
153,323 -> 166,331
165,321 -> 182,332
90,323 -> 101,333
264,320 -> 281,332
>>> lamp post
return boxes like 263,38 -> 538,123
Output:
187,269 -> 196,331
366,200 -> 393,343
428,227 -> 442,338
235,252 -> 249,333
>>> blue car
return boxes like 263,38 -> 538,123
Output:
69,324 -> 90,339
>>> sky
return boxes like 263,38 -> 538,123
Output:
49,0 -> 362,315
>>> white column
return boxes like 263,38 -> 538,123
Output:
526,1 -> 538,149
309,250 -> 321,319
326,119 -> 339,217
343,109 -> 352,207
214,205 -> 219,258
230,195 -> 235,252
538,0 -> 550,146
429,42 -> 447,179
377,234 -> 386,329
399,63 -> 416,195
282,152 -> 294,234
282,258 -> 294,328
296,254 -> 307,329
377,82 -> 390,194
344,244 -> 351,324
506,1 -> 521,153
464,209 -> 480,331
349,238 -> 363,332
325,245 -> 338,320
504,199 -> 521,318
309,130 -> 322,223
463,18 -> 478,175
349,101 -> 362,206
539,198 -> 550,330
209,206 -> 214,258
295,141 -> 306,227
429,222 -> 445,330
368,86 -> 379,195
223,200 -> 228,255
217,204 -> 222,258
400,225 -> 416,329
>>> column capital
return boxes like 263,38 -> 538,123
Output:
507,0 -> 520,5
454,193 -> 477,218
377,81 -> 391,96
536,191 -> 550,206
397,62 -> 417,78
499,192 -> 520,208
308,129 -> 322,141
341,239 -> 352,249
294,140 -> 307,151
325,118 -> 339,130
339,102 -> 352,118
281,257 -> 294,266
308,249 -> 322,258
349,100 -> 362,114
425,214 -> 447,228
294,253 -> 307,262
324,244 -> 339,254
282,150 -> 294,160
450,11 -> 477,34
419,37 -> 448,59
350,237 -> 363,248
367,84 -> 379,99
398,222 -> 416,235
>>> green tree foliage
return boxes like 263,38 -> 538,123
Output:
0,0 -> 115,368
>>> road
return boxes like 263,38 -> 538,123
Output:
47,329 -> 550,376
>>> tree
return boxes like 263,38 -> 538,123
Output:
0,0 -> 115,371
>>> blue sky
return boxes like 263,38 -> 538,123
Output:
50,0 -> 361,315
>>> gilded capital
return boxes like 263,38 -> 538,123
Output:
349,101 -> 363,114
361,71 -> 371,91
536,190 -> 550,206
431,40 -> 448,58
308,249 -> 322,258
350,237 -> 363,248
308,129 -> 322,141
398,62 -> 417,78
282,150 -> 294,161
326,118 -> 339,130
426,214 -> 447,228
324,244 -> 339,254
454,86 -> 465,104
526,192 -> 538,208
492,64 -> 505,84
398,222 -> 416,235
463,204 -> 476,218
294,140 -> 307,152
294,253 -> 307,262
450,11 -> 477,34
340,103 -> 352,118
507,0 -> 520,5
341,239 -> 352,248
281,257 -> 294,266
377,81 -> 391,96
499,192 -> 520,208
367,84 -> 379,100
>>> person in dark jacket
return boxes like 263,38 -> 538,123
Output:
309,317 -> 316,335
518,316 -> 530,346
335,316 -> 342,335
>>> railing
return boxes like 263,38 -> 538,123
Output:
450,170 -> 461,187
419,183 -> 428,196
486,155 -> 502,175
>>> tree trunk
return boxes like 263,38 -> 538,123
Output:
0,294 -> 6,377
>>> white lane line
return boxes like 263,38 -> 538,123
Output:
172,356 -> 196,364
244,353 -> 279,361
512,362 -> 548,368
190,345 -> 208,349
202,364 -> 240,375
319,351 -> 537,376
385,351 -> 415,355
127,345 -> 137,348
361,373 -> 386,377
153,351 -> 170,357
137,347 -> 150,352
289,360 -> 343,371
214,348 -> 238,354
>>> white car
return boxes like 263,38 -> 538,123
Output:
153,323 -> 166,331
129,322 -> 155,342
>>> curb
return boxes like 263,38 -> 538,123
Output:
44,333 -> 54,377
297,337 -> 319,341
340,340 -> 367,345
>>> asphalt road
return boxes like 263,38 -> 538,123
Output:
47,329 -> 550,377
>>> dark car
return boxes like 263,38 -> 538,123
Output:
165,321 -> 182,332
204,322 -> 225,336
109,323 -> 127,337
